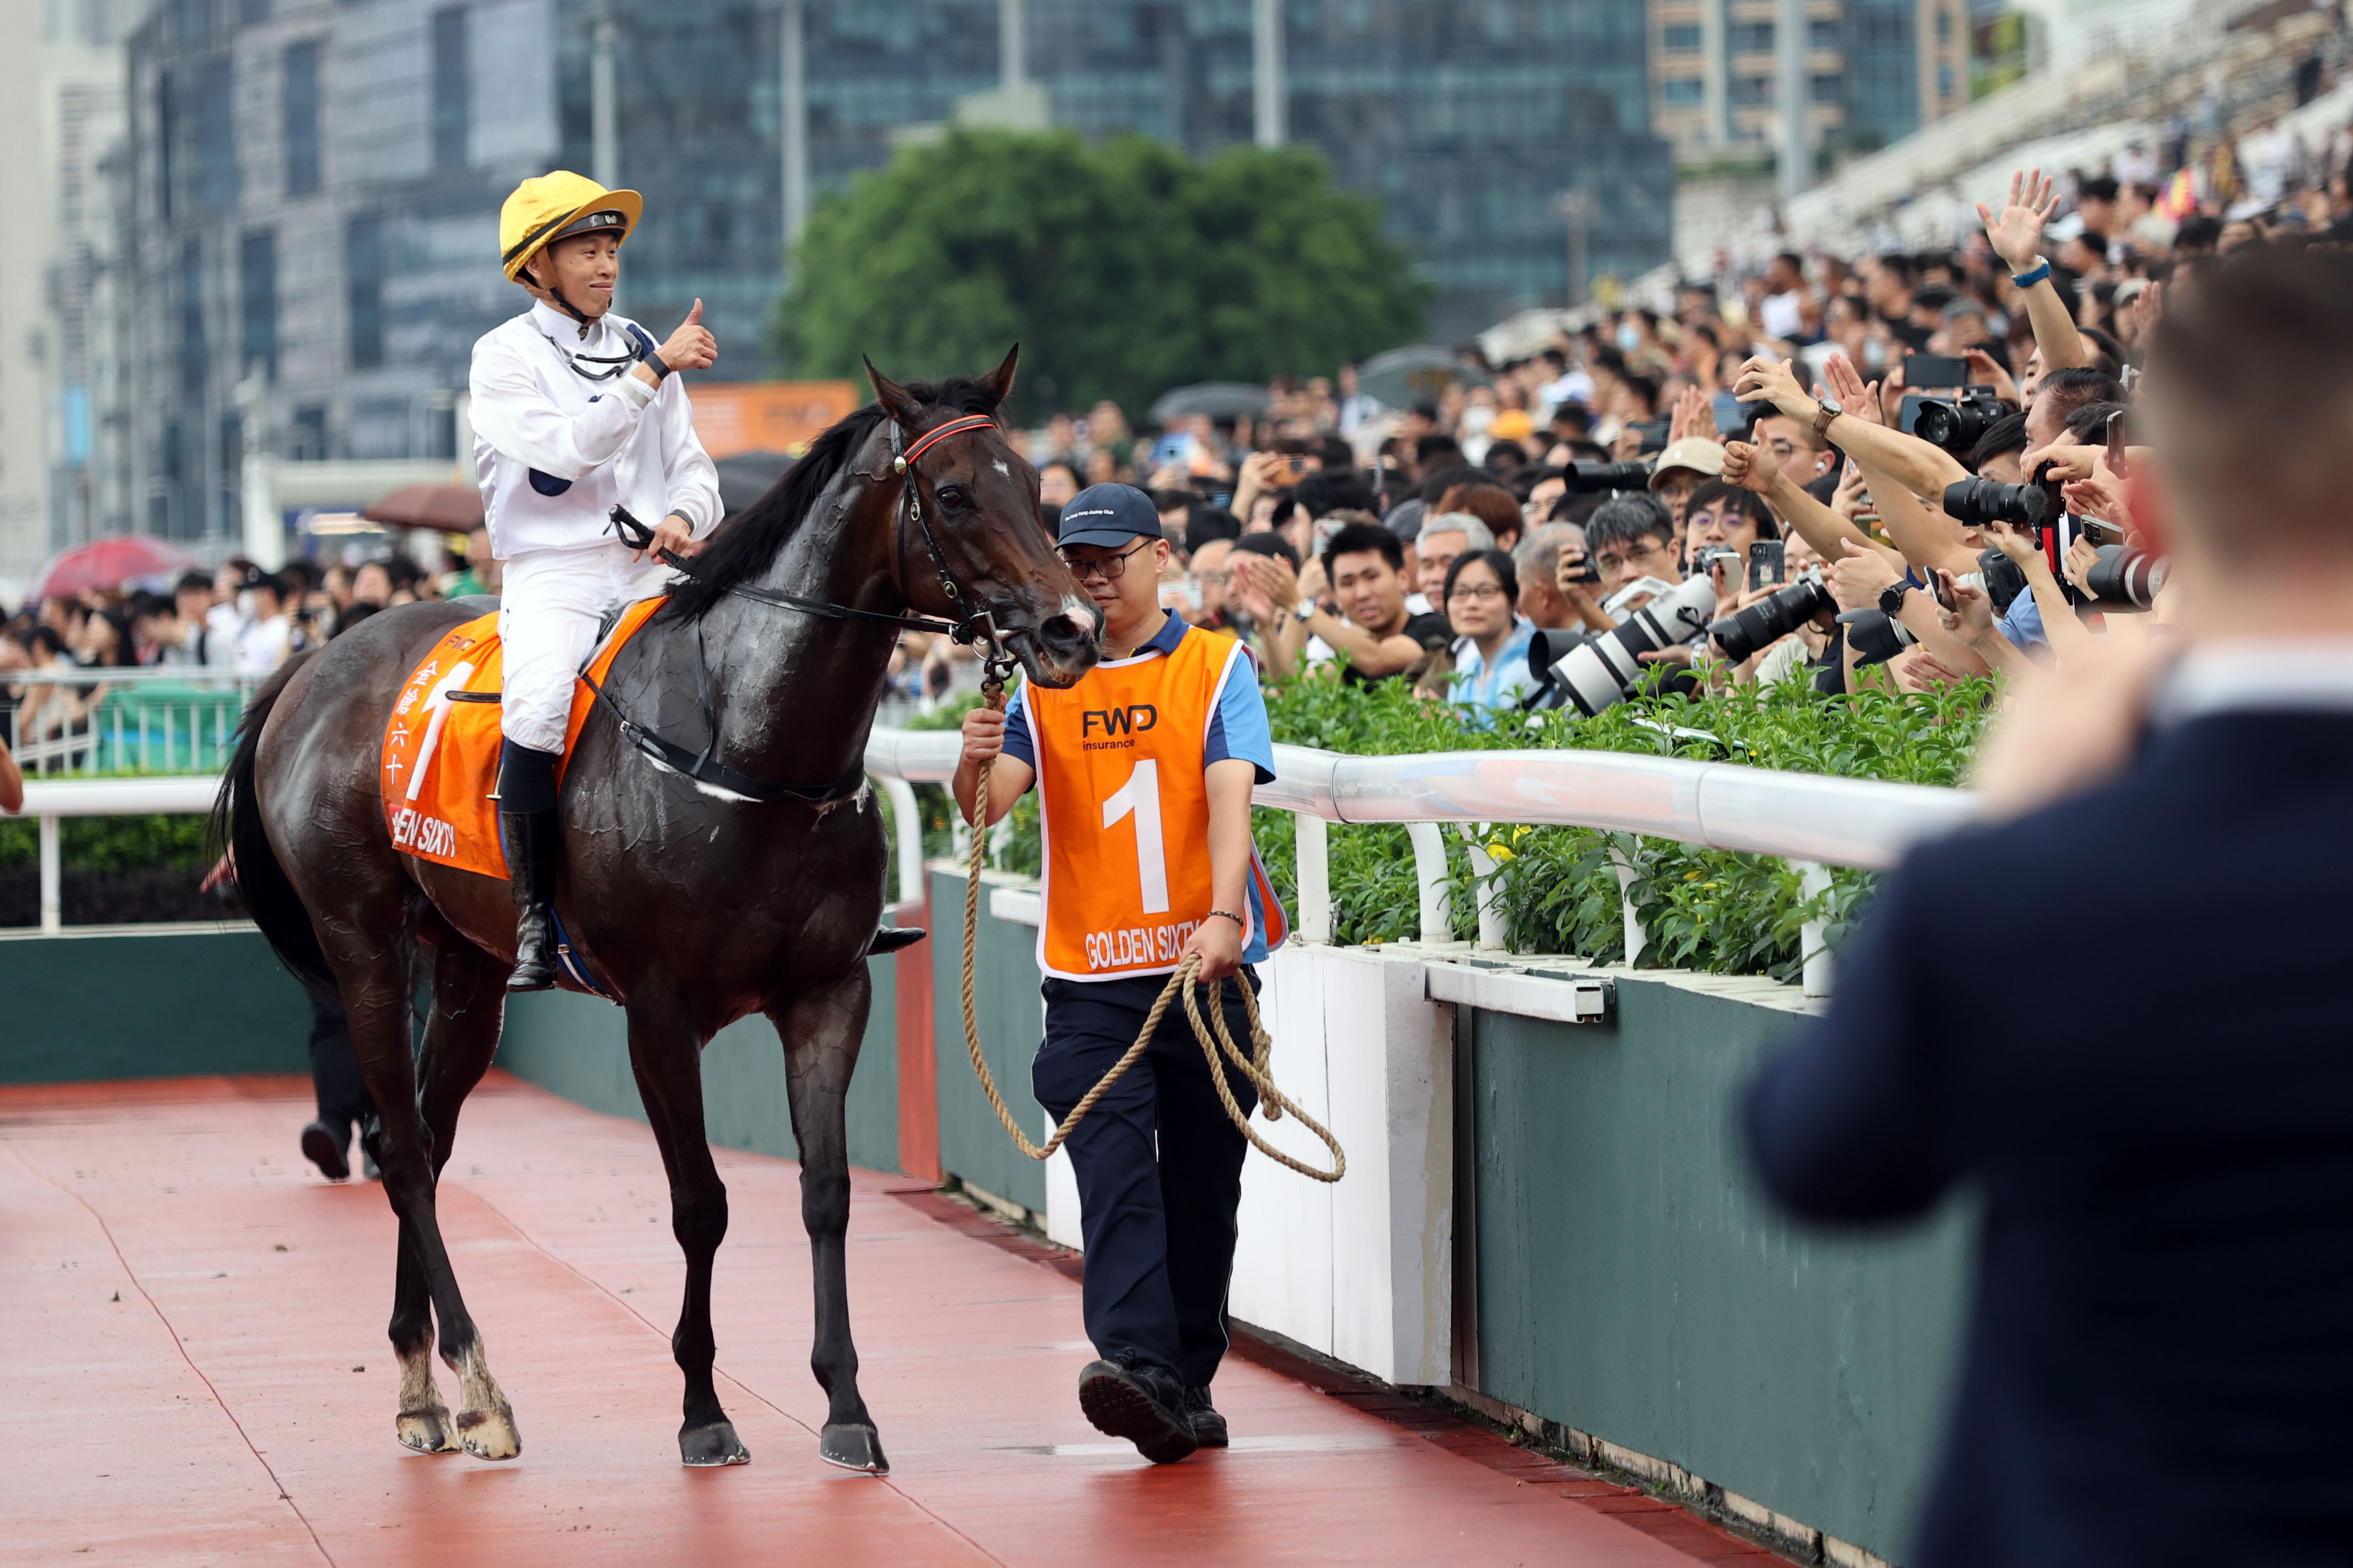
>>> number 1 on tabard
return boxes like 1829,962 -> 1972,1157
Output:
1102,758 -> 1170,913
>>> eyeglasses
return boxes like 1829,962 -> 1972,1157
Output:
1446,583 -> 1508,603
1059,539 -> 1151,582
1592,538 -> 1668,575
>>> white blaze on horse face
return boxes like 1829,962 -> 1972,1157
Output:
992,460 -> 1011,477
406,661 -> 477,803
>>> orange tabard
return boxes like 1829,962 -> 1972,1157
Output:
1026,628 -> 1285,981
380,598 -> 665,877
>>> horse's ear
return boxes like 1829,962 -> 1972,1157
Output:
863,356 -> 926,429
979,343 -> 1019,408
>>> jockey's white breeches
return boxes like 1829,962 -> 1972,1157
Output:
497,545 -> 671,754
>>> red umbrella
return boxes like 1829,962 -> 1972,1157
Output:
27,535 -> 199,602
363,483 -> 486,529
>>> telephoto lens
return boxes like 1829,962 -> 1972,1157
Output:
1565,461 -> 1656,493
1707,570 -> 1837,663
1543,574 -> 1720,715
1835,607 -> 1917,666
1942,475 -> 2056,533
2082,544 -> 2170,610
1910,389 -> 2008,454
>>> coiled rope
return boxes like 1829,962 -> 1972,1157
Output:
953,682 -> 1343,1184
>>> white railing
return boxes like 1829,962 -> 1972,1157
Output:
7,667 -> 255,778
14,729 -> 1984,996
15,776 -> 222,935
860,728 -> 1981,998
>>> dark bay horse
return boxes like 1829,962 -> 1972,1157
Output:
219,351 -> 1096,1472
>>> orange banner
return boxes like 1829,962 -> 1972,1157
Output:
684,381 -> 862,460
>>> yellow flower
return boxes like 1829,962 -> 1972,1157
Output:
1485,840 -> 1516,863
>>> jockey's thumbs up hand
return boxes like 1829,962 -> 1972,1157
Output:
660,298 -> 717,372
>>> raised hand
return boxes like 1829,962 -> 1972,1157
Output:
1733,355 -> 1813,419
1828,536 -> 1900,612
1668,384 -> 1719,445
1976,169 -> 2060,273
1964,349 -> 2020,407
1720,439 -> 1780,495
1820,354 -> 1883,426
659,299 -> 717,372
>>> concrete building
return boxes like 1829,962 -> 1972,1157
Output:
1647,0 -> 1969,164
103,0 -> 1673,562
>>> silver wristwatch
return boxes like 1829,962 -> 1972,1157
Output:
1293,599 -> 1316,623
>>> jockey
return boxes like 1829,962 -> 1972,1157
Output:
470,171 -> 721,991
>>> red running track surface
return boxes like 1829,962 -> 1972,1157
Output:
1,1071 -> 1788,1566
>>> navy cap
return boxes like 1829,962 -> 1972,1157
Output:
1056,483 -> 1164,550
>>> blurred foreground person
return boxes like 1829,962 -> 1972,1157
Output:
1747,246 -> 2353,1565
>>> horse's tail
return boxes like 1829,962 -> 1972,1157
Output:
213,650 -> 337,994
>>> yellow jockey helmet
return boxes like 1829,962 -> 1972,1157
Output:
498,171 -> 643,283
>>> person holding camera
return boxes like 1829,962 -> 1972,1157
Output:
1746,245 -> 2353,1566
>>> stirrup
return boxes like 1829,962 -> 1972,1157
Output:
869,925 -> 928,956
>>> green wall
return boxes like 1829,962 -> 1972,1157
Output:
1469,981 -> 1970,1559
928,867 -> 1048,1213
0,925 -> 312,1082
496,961 -> 900,1175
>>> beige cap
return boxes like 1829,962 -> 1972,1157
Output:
1648,438 -> 1726,488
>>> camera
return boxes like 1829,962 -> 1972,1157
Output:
1836,607 -> 1916,666
1942,474 -> 2057,534
1564,460 -> 1654,493
1708,570 -> 1837,663
1690,545 -> 1743,580
1904,387 -> 2008,455
1537,573 -> 1719,715
2081,544 -> 2169,610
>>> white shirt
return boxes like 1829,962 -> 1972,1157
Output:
235,613 -> 293,676
468,301 -> 723,560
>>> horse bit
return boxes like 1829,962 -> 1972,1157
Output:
591,413 -> 1021,803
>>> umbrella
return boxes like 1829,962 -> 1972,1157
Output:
1148,382 -> 1270,423
28,535 -> 198,602
1355,344 -> 1491,411
714,450 -> 796,516
363,483 -> 486,529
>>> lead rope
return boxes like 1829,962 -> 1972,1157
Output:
954,673 -> 1344,1184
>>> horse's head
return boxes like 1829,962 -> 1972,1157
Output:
864,349 -> 1099,691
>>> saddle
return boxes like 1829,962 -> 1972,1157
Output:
380,599 -> 665,881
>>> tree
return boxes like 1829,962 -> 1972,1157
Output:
771,129 -> 1430,418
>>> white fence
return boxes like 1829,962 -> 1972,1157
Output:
862,728 -> 1980,998
18,728 -> 1982,992
7,666 -> 256,778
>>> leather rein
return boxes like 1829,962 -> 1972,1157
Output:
584,413 -> 1018,806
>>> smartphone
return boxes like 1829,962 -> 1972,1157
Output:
1904,354 -> 1969,390
1746,539 -> 1785,592
2103,406 -> 2129,476
1276,454 -> 1309,483
2078,515 -> 2124,546
1931,568 -> 1956,611
1631,419 -> 1671,452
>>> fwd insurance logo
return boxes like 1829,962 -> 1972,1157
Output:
1079,704 -> 1157,751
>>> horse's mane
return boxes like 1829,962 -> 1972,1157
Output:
664,374 -> 1007,621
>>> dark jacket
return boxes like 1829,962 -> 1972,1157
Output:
1746,709 -> 2353,1568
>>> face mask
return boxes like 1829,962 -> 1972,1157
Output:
1616,323 -> 1642,352
1461,406 -> 1495,437
1862,338 -> 1888,370
236,591 -> 257,618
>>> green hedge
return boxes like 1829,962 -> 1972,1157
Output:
0,813 -> 218,873
923,671 -> 1992,986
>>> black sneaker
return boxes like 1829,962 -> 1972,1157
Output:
1183,1386 -> 1228,1448
1078,1359 -> 1198,1464
300,1120 -> 350,1181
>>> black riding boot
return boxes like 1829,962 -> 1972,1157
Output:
497,743 -> 563,993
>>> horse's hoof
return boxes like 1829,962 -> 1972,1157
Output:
819,1422 -> 889,1474
455,1401 -> 522,1460
396,1406 -> 461,1455
680,1420 -> 750,1467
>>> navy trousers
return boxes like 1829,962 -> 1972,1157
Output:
1033,969 -> 1260,1394
307,991 -> 371,1137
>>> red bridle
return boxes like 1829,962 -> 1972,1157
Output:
893,414 -> 999,473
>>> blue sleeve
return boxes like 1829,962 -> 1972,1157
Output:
1000,689 -> 1037,773
1204,650 -> 1277,785
1997,588 -> 2047,651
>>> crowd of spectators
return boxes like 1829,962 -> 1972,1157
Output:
911,114 -> 2353,718
0,529 -> 499,769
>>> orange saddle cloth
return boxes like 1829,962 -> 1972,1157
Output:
381,598 -> 666,877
